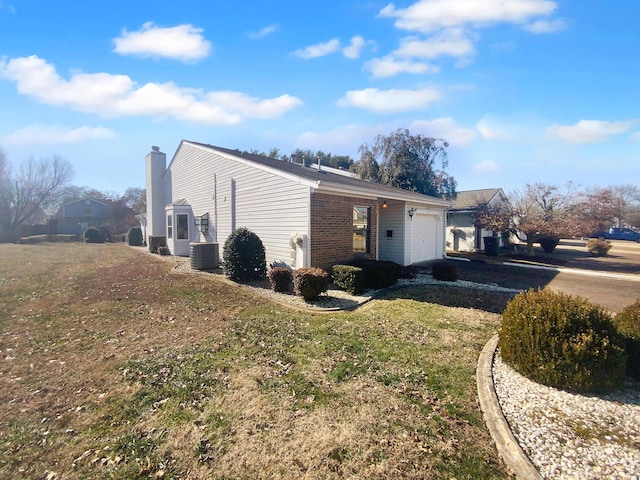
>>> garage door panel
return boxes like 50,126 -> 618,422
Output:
411,214 -> 437,264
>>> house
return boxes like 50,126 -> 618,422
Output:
446,188 -> 507,252
53,198 -> 114,235
145,141 -> 451,271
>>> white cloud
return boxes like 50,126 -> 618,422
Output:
0,55 -> 303,124
547,119 -> 638,144
394,29 -> 476,60
524,18 -> 567,33
292,38 -> 341,59
337,87 -> 441,114
409,117 -> 476,147
379,0 -> 558,32
248,24 -> 279,39
472,159 -> 501,174
113,22 -> 212,62
365,56 -> 436,78
2,124 -> 116,146
343,36 -> 367,59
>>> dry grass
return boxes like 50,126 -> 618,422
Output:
0,243 -> 511,479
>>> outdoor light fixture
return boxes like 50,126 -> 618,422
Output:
408,207 -> 417,217
382,201 -> 388,209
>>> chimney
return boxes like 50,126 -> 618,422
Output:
145,146 -> 167,236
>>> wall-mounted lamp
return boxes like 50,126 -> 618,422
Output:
408,207 -> 417,218
382,201 -> 388,209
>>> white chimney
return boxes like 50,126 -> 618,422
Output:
146,146 -> 166,237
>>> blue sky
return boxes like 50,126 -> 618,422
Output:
1,0 -> 638,196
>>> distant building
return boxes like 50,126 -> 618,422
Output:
446,188 -> 507,252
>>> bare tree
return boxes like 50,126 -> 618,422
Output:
476,182 -> 581,254
0,152 -> 74,242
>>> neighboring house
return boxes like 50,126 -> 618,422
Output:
446,188 -> 507,252
53,198 -> 114,234
145,141 -> 451,271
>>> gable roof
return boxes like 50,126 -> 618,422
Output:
181,141 -> 452,207
450,188 -> 504,211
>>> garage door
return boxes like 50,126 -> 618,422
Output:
411,214 -> 438,264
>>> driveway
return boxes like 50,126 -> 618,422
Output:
449,240 -> 640,313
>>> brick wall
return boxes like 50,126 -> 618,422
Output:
310,192 -> 377,271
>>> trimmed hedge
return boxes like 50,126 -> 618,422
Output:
614,299 -> 640,379
539,235 -> 560,253
499,288 -> 627,394
267,267 -> 293,293
293,267 -> 329,301
127,226 -> 144,246
84,227 -> 103,243
347,259 -> 401,289
431,260 -> 458,282
332,265 -> 366,295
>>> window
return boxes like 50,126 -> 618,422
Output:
195,213 -> 209,234
177,214 -> 189,240
353,206 -> 371,253
167,215 -> 172,238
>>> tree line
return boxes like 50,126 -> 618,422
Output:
2,129 -> 638,243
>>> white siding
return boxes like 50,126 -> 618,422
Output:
377,200 -> 406,264
167,143 -> 310,265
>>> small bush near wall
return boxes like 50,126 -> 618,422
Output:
127,226 -> 144,247
499,288 -> 627,394
267,267 -> 293,292
431,260 -> 458,282
348,259 -> 401,289
332,265 -> 366,295
149,235 -> 167,254
587,238 -> 612,256
293,267 -> 330,301
614,299 -> 640,379
84,227 -> 103,243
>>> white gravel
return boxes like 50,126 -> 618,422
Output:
493,353 -> 640,480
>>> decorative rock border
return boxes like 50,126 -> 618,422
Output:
476,335 -> 542,479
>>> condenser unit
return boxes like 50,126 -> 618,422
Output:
190,242 -> 219,270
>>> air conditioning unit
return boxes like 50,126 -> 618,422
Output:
190,242 -> 219,270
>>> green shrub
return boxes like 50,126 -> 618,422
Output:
149,235 -> 167,253
614,299 -> 640,379
431,260 -> 458,282
127,226 -> 144,247
98,225 -> 112,243
222,228 -> 266,282
539,235 -> 560,253
293,267 -> 330,301
84,227 -> 104,243
348,259 -> 401,289
332,265 -> 366,295
499,288 -> 627,394
587,238 -> 612,257
267,267 -> 293,292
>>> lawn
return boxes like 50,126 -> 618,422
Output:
0,243 -> 513,479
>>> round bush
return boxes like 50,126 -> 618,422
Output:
539,235 -> 560,253
614,299 -> 640,379
587,238 -> 611,257
84,227 -> 103,243
222,228 -> 266,281
127,226 -> 143,246
498,288 -> 627,394
98,225 -> 112,243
